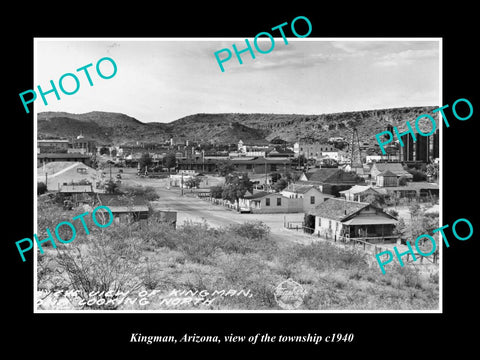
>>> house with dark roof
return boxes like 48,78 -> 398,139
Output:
306,198 -> 398,243
230,157 -> 292,174
97,193 -> 150,222
298,168 -> 365,195
38,153 -> 91,165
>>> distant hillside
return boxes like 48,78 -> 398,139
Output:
37,106 -> 437,146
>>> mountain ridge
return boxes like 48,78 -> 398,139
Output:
37,106 -> 437,146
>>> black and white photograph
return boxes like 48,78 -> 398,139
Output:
33,38 -> 442,312
6,6 -> 478,354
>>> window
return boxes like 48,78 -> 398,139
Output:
246,164 -> 252,170
265,198 -> 270,206
270,164 -> 277,171
329,220 -> 332,229
310,196 -> 315,204
77,168 -> 87,174
277,198 -> 282,206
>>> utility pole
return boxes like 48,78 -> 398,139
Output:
181,172 -> 184,196
264,158 -> 268,191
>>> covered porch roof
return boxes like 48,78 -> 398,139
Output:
342,216 -> 397,226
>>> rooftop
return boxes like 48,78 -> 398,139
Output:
243,191 -> 270,199
283,184 -> 317,194
37,161 -> 95,177
371,162 -> 413,178
377,170 -> 397,177
308,198 -> 370,221
38,153 -> 90,159
339,185 -> 379,195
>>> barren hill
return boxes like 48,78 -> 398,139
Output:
37,106 -> 436,145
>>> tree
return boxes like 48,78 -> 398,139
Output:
270,172 -> 281,183
426,163 -> 439,181
363,193 -> 385,207
217,160 -> 235,176
37,182 -> 47,195
163,153 -> 176,171
222,173 -> 253,208
284,171 -> 300,183
139,153 -> 152,172
185,176 -> 202,189
407,168 -> 427,182
398,176 -> 408,186
272,178 -> 288,192
393,218 -> 407,238
99,147 -> 109,155
295,154 -> 307,167
105,179 -> 119,194
210,185 -> 223,199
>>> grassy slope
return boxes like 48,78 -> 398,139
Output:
36,200 -> 439,311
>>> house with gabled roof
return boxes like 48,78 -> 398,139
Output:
281,184 -> 333,212
370,162 -> 413,182
97,193 -> 150,222
238,191 -> 303,213
338,185 -> 380,202
375,170 -> 398,187
37,161 -> 98,191
306,198 -> 398,243
298,168 -> 365,196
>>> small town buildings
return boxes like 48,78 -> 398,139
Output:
280,184 -> 333,213
231,157 -> 292,174
70,135 -> 96,155
238,191 -> 302,213
267,148 -> 295,158
306,198 -> 398,243
238,139 -> 270,153
37,161 -> 98,191
293,142 -> 339,160
238,184 -> 332,214
375,181 -> 439,200
370,162 -> 413,182
375,170 -> 398,187
37,139 -> 70,153
298,168 -> 365,195
338,185 -> 381,202
97,193 -> 150,222
37,153 -> 91,165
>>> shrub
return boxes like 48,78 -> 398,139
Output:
227,221 -> 270,240
37,182 -> 47,195
398,176 -> 408,186
407,168 -> 427,182
54,230 -> 144,310
121,185 -> 159,201
387,209 -> 399,218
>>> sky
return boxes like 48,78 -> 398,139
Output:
34,38 -> 441,124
